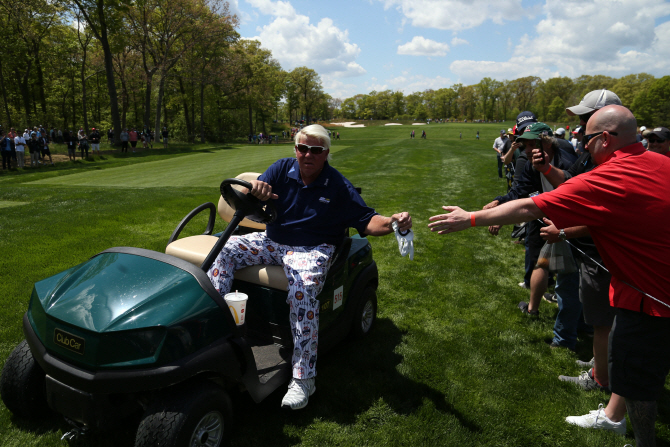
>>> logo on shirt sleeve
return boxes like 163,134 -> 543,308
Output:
319,197 -> 330,204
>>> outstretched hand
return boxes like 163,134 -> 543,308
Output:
428,206 -> 472,234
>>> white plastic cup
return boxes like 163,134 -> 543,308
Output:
224,292 -> 248,326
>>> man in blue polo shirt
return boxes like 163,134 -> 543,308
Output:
207,124 -> 412,410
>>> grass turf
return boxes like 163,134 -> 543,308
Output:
0,123 -> 668,446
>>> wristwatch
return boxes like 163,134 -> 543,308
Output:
558,229 -> 567,241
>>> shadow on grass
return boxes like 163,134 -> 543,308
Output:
6,320 -> 478,446
229,318 -> 481,446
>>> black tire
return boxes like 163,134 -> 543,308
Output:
0,339 -> 50,419
350,286 -> 377,339
135,382 -> 233,447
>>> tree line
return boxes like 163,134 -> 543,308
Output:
0,0 -> 334,143
2,0 -> 667,143
332,74 -> 670,128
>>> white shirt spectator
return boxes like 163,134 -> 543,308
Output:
14,135 -> 26,152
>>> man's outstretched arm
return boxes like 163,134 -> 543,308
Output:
364,212 -> 412,236
427,198 -> 545,234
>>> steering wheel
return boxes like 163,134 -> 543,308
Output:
220,178 -> 277,225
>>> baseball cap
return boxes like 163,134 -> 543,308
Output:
515,111 -> 537,134
555,128 -> 566,136
644,127 -> 670,140
566,89 -> 622,116
516,122 -> 553,140
640,126 -> 647,132
506,128 -> 514,135
500,129 -> 505,134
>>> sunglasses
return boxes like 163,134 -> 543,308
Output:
295,144 -> 326,155
648,138 -> 667,144
578,111 -> 596,123
583,131 -> 618,146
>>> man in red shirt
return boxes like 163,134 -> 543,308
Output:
644,127 -> 670,157
428,105 -> 670,447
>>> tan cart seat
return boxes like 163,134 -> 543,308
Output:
165,173 -> 288,290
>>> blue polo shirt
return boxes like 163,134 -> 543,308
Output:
258,158 -> 378,246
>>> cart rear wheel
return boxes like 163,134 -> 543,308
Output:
0,340 -> 50,419
135,382 -> 232,447
350,286 -> 377,339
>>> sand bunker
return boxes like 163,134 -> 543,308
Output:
385,123 -> 402,126
412,123 -> 427,125
330,122 -> 366,128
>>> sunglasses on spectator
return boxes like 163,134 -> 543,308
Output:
648,138 -> 667,144
579,111 -> 596,122
295,144 -> 326,155
583,131 -> 618,146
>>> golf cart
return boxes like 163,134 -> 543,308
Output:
1,173 -> 379,446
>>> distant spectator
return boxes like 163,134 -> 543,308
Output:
493,129 -> 507,179
57,129 -> 63,144
13,131 -> 26,168
78,127 -> 89,159
107,128 -> 113,144
162,127 -> 169,149
120,129 -> 129,153
476,130 -> 480,140
63,130 -> 76,161
555,128 -> 566,139
1,130 -> 14,170
129,128 -> 138,152
89,127 -> 101,156
39,133 -> 53,166
644,127 -> 670,157
27,132 -> 40,167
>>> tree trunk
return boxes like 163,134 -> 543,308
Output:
72,72 -> 76,128
80,47 -> 89,132
19,66 -> 32,124
144,73 -> 154,131
0,59 -> 12,127
178,77 -> 192,140
199,81 -> 205,143
94,0 -> 121,143
153,72 -> 166,144
32,44 -> 47,115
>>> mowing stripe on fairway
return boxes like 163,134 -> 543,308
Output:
27,145 -> 349,188
0,201 -> 29,209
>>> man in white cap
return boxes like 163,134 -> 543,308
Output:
555,128 -> 566,140
638,126 -> 648,148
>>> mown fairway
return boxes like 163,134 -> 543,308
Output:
0,123 -> 667,446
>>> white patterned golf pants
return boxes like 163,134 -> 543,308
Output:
207,232 -> 334,379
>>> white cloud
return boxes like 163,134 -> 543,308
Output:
387,74 -> 452,93
451,37 -> 468,46
227,0 -> 252,25
449,0 -> 670,84
378,0 -> 524,31
397,36 -> 450,56
245,0 -> 366,77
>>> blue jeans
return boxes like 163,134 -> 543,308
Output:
552,270 -> 582,349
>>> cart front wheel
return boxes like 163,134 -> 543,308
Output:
0,339 -> 50,419
135,382 -> 232,447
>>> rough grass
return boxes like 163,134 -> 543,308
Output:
0,124 -> 668,446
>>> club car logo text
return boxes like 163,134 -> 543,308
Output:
54,329 -> 85,355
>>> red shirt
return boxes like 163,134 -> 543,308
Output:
533,142 -> 670,317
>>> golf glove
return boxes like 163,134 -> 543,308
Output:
392,221 -> 414,260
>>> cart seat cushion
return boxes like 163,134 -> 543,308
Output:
166,235 -> 288,290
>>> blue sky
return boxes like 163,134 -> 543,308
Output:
230,0 -> 670,99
